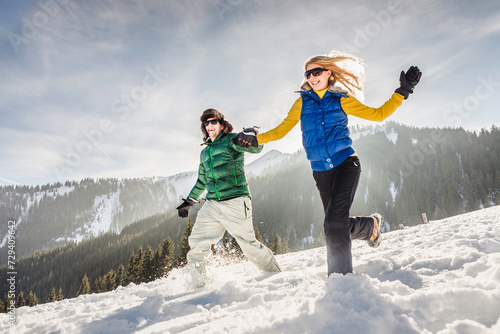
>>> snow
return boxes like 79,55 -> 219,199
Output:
386,128 -> 398,145
389,181 -> 397,203
4,207 -> 500,333
56,186 -> 76,196
87,191 -> 121,237
59,190 -> 122,243
163,171 -> 199,204
350,127 -> 375,142
350,125 -> 398,145
0,186 -> 76,247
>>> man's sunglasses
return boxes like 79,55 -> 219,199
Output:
304,68 -> 328,79
203,119 -> 220,127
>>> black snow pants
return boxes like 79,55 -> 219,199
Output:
313,156 -> 375,275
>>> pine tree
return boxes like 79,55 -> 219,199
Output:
105,269 -> 116,291
142,246 -> 154,283
160,237 -> 175,277
254,225 -> 265,244
270,233 -> 281,255
134,247 -> 144,284
280,238 -> 291,254
125,250 -> 136,286
77,274 -> 91,296
93,276 -> 105,293
115,264 -> 126,288
16,291 -> 26,308
269,233 -> 290,255
56,288 -> 64,301
47,287 -> 57,303
0,297 -> 4,313
27,291 -> 39,307
153,245 -> 163,280
177,218 -> 194,267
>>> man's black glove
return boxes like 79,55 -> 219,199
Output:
232,126 -> 260,148
395,66 -> 422,99
176,197 -> 197,218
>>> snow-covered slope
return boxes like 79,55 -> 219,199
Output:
4,206 -> 500,333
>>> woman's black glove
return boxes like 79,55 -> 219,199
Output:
395,66 -> 422,99
176,197 -> 197,218
232,126 -> 260,148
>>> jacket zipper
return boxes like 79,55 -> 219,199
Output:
233,167 -> 238,185
208,146 -> 220,200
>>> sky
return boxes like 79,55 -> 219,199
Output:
3,205 -> 500,333
1,0 -> 500,186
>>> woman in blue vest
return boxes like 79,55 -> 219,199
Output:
235,52 -> 421,275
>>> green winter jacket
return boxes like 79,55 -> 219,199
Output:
188,132 -> 263,201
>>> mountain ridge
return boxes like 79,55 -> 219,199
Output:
1,122 -> 499,261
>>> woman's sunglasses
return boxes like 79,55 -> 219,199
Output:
304,68 -> 328,79
203,119 -> 220,127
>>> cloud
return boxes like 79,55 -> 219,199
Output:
1,0 -> 499,185
0,127 -> 68,182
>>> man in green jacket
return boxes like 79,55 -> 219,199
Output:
177,108 -> 281,273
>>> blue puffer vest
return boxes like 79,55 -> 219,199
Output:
300,87 -> 355,171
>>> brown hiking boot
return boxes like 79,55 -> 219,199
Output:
367,213 -> 383,248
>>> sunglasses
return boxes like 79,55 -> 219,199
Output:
203,119 -> 220,127
304,68 -> 328,79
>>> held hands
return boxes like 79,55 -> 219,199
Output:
232,126 -> 260,148
395,66 -> 422,99
176,197 -> 197,218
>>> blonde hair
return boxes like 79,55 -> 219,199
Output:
301,51 -> 365,101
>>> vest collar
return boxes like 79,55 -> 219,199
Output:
298,84 -> 349,99
298,84 -> 349,101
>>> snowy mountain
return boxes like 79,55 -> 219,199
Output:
2,123 -> 499,261
0,151 -> 289,260
4,205 -> 500,334
0,174 -> 199,261
351,123 -> 399,144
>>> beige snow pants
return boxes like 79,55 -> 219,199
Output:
187,196 -> 281,272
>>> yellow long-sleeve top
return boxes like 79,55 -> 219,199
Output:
257,89 -> 405,144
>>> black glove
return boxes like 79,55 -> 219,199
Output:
176,197 -> 197,218
395,66 -> 422,99
232,126 -> 260,148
